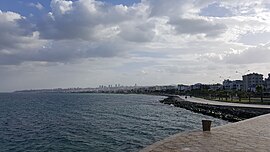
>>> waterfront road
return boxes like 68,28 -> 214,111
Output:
141,113 -> 270,152
180,96 -> 270,109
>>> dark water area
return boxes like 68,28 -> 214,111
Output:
0,93 -> 229,152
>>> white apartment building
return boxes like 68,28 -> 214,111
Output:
223,79 -> 243,90
177,84 -> 190,91
242,73 -> 264,92
208,84 -> 223,91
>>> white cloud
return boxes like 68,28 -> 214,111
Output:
29,2 -> 44,10
223,42 -> 270,64
2,0 -> 270,65
0,10 -> 22,21
51,0 -> 73,15
145,0 -> 201,17
1,0 -> 270,91
220,0 -> 267,15
118,20 -> 156,42
39,0 -> 150,41
169,16 -> 227,37
0,11 -> 44,53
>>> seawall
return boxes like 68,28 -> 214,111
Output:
160,96 -> 270,122
141,97 -> 270,152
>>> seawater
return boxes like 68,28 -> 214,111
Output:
0,93 -> 229,152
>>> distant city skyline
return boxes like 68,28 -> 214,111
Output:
0,0 -> 270,92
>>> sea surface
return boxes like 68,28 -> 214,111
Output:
0,93 -> 229,152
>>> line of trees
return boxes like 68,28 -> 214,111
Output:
183,85 -> 267,103
150,85 -> 268,103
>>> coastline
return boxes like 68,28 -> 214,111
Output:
160,96 -> 270,122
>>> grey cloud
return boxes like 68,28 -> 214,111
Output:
118,21 -> 155,42
0,39 -> 129,65
224,43 -> 270,64
38,0 -> 102,40
145,0 -> 215,17
169,17 -> 227,37
0,11 -> 46,66
238,32 -> 270,45
0,0 -> 143,65
0,0 -> 263,67
38,0 -> 145,40
41,40 -> 129,61
0,11 -> 36,50
145,0 -> 227,37
146,0 -> 189,17
153,65 -> 201,74
0,54 -> 24,65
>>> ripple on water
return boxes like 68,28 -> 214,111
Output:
0,93 -> 229,152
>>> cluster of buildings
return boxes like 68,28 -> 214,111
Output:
16,72 -> 270,94
224,73 -> 270,92
184,72 -> 270,93
136,72 -> 270,94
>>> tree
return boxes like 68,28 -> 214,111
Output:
217,90 -> 223,101
228,90 -> 234,102
217,90 -> 227,101
237,90 -> 245,102
248,92 -> 251,102
256,85 -> 263,102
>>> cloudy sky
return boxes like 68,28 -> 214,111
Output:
0,0 -> 270,92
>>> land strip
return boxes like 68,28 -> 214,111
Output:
160,96 -> 270,122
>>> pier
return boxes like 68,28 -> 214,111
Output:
141,97 -> 270,152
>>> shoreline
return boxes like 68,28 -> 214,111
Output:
160,96 -> 270,122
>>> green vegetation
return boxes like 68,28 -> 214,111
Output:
153,85 -> 270,105
186,88 -> 270,105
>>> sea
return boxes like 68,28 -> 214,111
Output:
0,93 -> 229,152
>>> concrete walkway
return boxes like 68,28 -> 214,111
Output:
141,113 -> 270,152
180,96 -> 270,109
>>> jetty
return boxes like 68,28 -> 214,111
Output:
160,96 -> 270,122
141,96 -> 270,152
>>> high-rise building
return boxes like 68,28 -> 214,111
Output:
242,73 -> 264,92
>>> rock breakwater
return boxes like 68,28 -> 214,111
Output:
160,96 -> 270,122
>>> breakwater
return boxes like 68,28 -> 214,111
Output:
160,96 -> 270,122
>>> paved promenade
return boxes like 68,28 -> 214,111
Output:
141,113 -> 270,152
180,96 -> 270,109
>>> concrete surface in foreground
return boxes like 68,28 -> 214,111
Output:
140,113 -> 270,152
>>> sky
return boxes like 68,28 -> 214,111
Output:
0,0 -> 270,92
